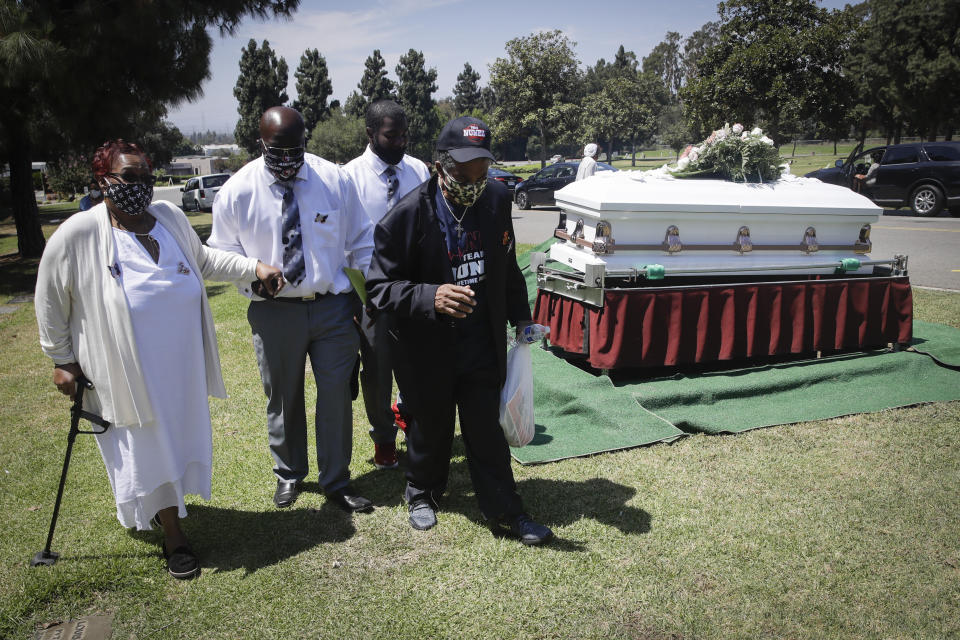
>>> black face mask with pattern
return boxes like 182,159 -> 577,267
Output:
104,182 -> 153,216
261,140 -> 305,181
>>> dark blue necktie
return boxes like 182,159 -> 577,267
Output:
385,166 -> 399,207
280,183 -> 305,287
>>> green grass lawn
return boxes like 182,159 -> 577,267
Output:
1,217 -> 959,638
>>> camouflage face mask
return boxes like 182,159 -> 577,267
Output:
440,168 -> 487,207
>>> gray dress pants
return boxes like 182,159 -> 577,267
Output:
248,292 -> 359,492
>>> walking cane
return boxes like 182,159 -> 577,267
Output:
31,375 -> 111,567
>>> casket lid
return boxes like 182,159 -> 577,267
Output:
555,170 -> 882,216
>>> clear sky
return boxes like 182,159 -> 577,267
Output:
167,0 -> 851,134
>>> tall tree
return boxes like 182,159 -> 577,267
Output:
479,86 -> 499,113
582,74 -> 666,163
658,103 -> 692,160
233,39 -> 289,154
395,49 -> 440,161
0,1 -> 299,258
681,21 -> 719,87
306,109 -> 367,164
489,30 -> 581,167
851,0 -> 960,141
681,0 -> 849,144
642,32 -> 683,98
453,62 -> 482,114
584,45 -> 639,95
292,48 -> 333,139
352,49 -> 395,118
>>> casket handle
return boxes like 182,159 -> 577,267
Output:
854,224 -> 872,255
733,226 -> 753,254
571,218 -> 585,241
662,225 -> 683,253
592,220 -> 615,255
800,227 -> 819,254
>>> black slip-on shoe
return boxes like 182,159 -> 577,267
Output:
492,514 -> 553,546
326,486 -> 373,513
273,480 -> 302,508
163,542 -> 199,580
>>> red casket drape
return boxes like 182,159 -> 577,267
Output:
533,277 -> 913,370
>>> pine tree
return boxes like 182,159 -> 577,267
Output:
352,49 -> 396,117
453,62 -> 482,114
292,48 -> 333,139
233,39 -> 289,154
395,49 -> 440,161
480,86 -> 499,113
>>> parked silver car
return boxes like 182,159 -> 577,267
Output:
180,173 -> 230,212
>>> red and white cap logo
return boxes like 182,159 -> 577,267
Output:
462,124 -> 487,140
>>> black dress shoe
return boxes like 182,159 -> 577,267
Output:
273,480 -> 301,508
492,513 -> 553,546
326,486 -> 373,512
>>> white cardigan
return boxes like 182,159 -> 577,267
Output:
35,200 -> 259,428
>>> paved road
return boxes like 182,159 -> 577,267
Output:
872,212 -> 960,290
511,205 -> 960,291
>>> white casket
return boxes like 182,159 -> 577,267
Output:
549,170 -> 893,279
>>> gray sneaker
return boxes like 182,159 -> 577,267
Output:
408,499 -> 437,531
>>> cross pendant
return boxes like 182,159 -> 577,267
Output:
455,222 -> 464,237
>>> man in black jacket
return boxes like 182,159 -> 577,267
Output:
366,116 -> 552,545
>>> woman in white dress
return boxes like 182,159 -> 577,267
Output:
35,140 -> 284,579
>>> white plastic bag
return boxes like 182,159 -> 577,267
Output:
499,342 -> 535,447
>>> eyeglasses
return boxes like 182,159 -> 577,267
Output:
104,172 -> 158,186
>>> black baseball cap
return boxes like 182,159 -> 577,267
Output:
436,116 -> 495,163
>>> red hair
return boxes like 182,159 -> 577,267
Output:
92,139 -> 152,178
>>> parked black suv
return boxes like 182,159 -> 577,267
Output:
514,161 -> 617,209
805,141 -> 960,217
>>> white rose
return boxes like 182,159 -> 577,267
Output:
732,123 -> 744,134
689,150 -> 699,162
741,132 -> 749,140
761,136 -> 774,146
677,157 -> 690,169
715,128 -> 728,140
751,127 -> 763,136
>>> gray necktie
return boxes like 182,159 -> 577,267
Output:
385,166 -> 399,207
280,183 -> 305,287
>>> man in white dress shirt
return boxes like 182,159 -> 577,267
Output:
209,106 -> 375,512
342,100 -> 430,470
576,143 -> 599,181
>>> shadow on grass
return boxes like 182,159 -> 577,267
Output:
351,444 -> 652,551
0,254 -> 39,297
205,283 -> 231,299
128,501 -> 356,576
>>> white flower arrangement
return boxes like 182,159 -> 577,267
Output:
671,123 -> 785,183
